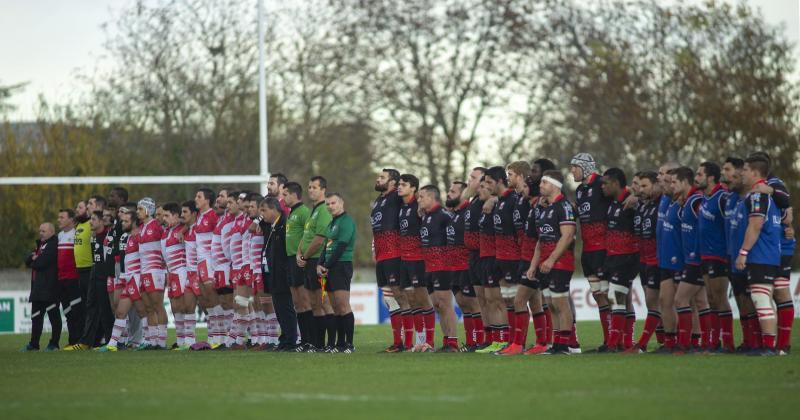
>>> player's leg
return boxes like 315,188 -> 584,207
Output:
657,271 -> 679,352
545,270 -> 573,355
430,272 -> 458,352
498,276 -> 534,355
631,266 -> 662,352
773,256 -> 794,354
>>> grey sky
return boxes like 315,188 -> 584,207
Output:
1,0 -> 798,121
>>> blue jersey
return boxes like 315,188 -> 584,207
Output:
680,190 -> 703,266
728,196 -> 747,274
723,193 -> 742,264
766,176 -> 796,256
656,195 -> 670,267
743,190 -> 782,266
699,184 -> 728,261
660,200 -> 684,270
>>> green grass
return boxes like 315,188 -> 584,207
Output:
1,321 -> 798,420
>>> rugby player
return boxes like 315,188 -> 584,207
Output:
418,185 -> 459,352
180,200 -> 200,350
212,189 -> 236,347
227,192 -> 254,349
161,202 -> 190,349
137,198 -> 169,349
398,174 -> 433,349
570,153 -> 612,349
505,161 -> 531,347
463,167 -> 488,348
193,188 -> 220,347
268,173 -> 291,216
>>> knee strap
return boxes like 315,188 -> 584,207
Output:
750,285 -> 775,320
608,283 -> 629,309
501,285 -> 518,299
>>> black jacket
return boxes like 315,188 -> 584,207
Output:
25,235 -> 59,302
261,215 -> 289,294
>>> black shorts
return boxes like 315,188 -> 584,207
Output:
681,264 -> 704,286
495,259 -> 520,284
639,264 -> 660,290
534,268 -> 572,294
427,271 -> 452,292
400,260 -> 426,289
581,250 -> 606,279
289,259 -> 305,288
376,257 -> 402,288
659,268 -> 682,283
746,263 -> 779,285
304,258 -> 321,291
217,287 -> 233,295
468,251 -> 482,286
701,259 -> 729,278
480,257 -> 500,288
519,267 -> 540,290
605,254 -> 639,287
450,270 -> 476,297
730,272 -> 748,296
779,255 -> 793,280
325,262 -> 353,292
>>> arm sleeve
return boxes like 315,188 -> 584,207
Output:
31,242 -> 57,270
323,218 -> 355,268
769,181 -> 791,210
747,193 -> 769,218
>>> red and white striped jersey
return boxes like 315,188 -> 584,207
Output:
57,229 -> 78,281
213,212 -> 234,271
138,219 -> 165,274
195,208 -> 217,267
123,234 -> 141,280
250,224 -> 264,274
230,213 -> 249,270
185,224 -> 198,273
162,225 -> 187,274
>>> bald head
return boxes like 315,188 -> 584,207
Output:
39,223 -> 55,242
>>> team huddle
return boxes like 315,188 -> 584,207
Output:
373,152 -> 795,356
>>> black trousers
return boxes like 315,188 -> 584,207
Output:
29,301 -> 61,349
273,291 -> 298,347
57,279 -> 84,345
80,276 -> 114,346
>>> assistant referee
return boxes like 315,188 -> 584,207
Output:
317,192 -> 357,353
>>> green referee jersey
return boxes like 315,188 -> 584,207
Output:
285,203 -> 310,256
323,212 -> 356,263
299,201 -> 332,259
74,220 -> 93,268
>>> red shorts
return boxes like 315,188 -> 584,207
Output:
253,272 -> 264,292
106,276 -> 115,293
141,272 -> 166,293
114,275 -> 126,291
187,271 -> 201,296
214,269 -> 231,289
167,272 -> 186,299
121,275 -> 142,301
240,266 -> 253,287
198,260 -> 212,283
231,268 -> 243,287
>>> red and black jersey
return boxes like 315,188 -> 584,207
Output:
535,194 -> 577,271
464,196 -> 483,251
576,173 -> 611,252
514,193 -> 530,260
606,187 -> 638,256
521,196 -> 541,261
398,196 -> 422,261
478,210 -> 495,258
446,201 -> 470,271
635,197 -> 659,266
371,189 -> 402,261
421,204 -> 452,272
493,188 -> 521,261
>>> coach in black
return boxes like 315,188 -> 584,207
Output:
259,197 -> 297,351
21,223 -> 61,352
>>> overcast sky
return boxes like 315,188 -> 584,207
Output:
1,0 -> 798,121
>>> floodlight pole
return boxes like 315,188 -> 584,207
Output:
258,0 -> 269,196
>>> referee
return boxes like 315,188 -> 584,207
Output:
317,192 -> 357,353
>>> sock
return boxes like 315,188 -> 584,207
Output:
498,324 -> 510,343
506,306 -> 516,345
174,313 -> 185,347
423,309 -> 436,346
335,315 -> 346,348
514,311 -> 530,346
472,314 -> 485,345
344,312 -> 355,346
108,318 -> 128,347
543,305 -> 553,345
120,320 -> 129,345
718,311 -> 734,350
763,332 -> 777,350
740,313 -> 752,348
229,312 -> 240,344
598,305 -> 610,344
158,324 -> 167,348
749,315 -> 762,349
655,322 -> 665,344
141,317 -> 150,345
624,311 -> 635,349
606,310 -> 625,348
569,322 -> 579,347
413,309 -> 425,345
314,315 -> 327,348
402,310 -> 414,348
691,333 -> 701,349
777,301 -> 794,351
532,311 -> 546,346
389,310 -> 403,346
463,313 -> 475,346
709,310 -> 720,349
665,332 -> 676,349
698,308 -> 711,350
210,306 -> 222,344
676,307 -> 692,349
266,312 -> 279,345
444,336 -> 457,348
184,312 -> 196,345
637,310 -> 661,349
224,309 -> 235,346
325,314 -> 337,347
